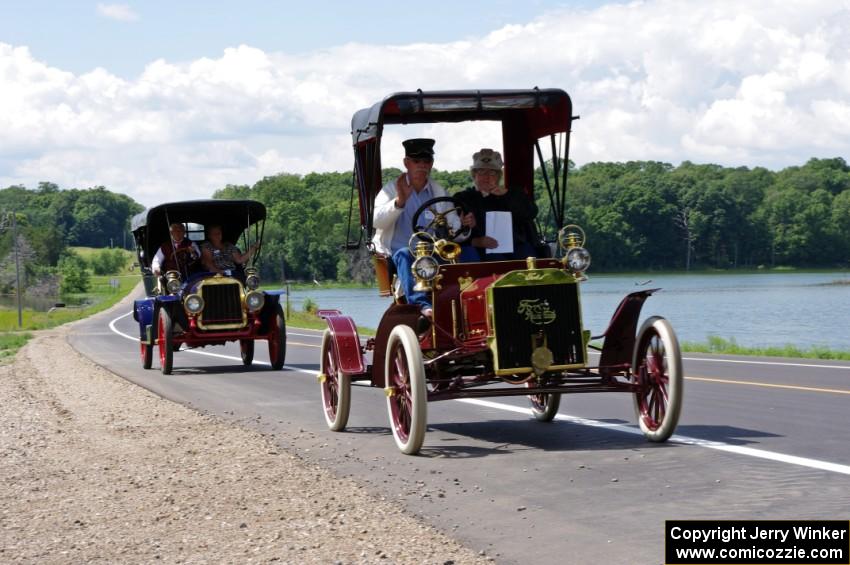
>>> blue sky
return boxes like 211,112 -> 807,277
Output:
1,1 -> 849,206
0,1 -> 604,77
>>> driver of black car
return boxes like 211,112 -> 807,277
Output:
151,222 -> 201,277
372,138 -> 470,317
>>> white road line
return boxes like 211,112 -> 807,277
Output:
106,311 -> 850,476
681,356 -> 850,370
455,398 -> 850,476
108,311 -> 278,369
289,331 -> 324,338
586,350 -> 850,370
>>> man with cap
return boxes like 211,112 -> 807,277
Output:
152,222 -> 201,277
372,138 -> 463,316
454,148 -> 539,261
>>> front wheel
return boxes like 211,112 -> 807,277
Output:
385,325 -> 427,455
525,382 -> 561,422
319,329 -> 351,431
240,340 -> 254,366
268,304 -> 286,370
158,308 -> 173,375
632,316 -> 683,442
140,341 -> 153,370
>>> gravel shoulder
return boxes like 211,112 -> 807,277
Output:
0,305 -> 487,563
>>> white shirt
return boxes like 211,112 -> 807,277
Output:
371,177 -> 461,255
151,239 -> 200,275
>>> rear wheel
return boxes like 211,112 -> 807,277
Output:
140,341 -> 153,370
158,308 -> 173,375
632,316 -> 683,442
268,304 -> 286,370
385,325 -> 427,455
240,340 -> 254,366
526,382 -> 561,422
320,329 -> 350,431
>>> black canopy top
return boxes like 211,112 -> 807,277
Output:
351,88 -> 572,144
348,88 -> 574,237
131,199 -> 265,265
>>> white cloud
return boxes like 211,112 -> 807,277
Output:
96,3 -> 139,22
3,0 -> 850,207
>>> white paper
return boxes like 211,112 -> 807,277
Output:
485,211 -> 513,254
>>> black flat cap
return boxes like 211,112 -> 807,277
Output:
403,138 -> 435,158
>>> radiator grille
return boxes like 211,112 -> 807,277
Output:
492,283 -> 584,371
199,282 -> 244,327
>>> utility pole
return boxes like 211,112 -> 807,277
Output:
11,211 -> 22,327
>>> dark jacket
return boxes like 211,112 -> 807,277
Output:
454,186 -> 539,248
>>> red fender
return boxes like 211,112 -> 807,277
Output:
319,311 -> 366,376
597,289 -> 658,374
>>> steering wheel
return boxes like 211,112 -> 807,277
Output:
411,196 -> 471,243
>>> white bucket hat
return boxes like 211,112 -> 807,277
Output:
470,148 -> 503,172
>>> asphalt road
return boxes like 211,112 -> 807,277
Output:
69,299 -> 850,565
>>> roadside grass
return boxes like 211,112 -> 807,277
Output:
284,308 -> 375,336
69,246 -> 135,267
0,275 -> 138,333
0,332 -> 32,362
681,335 -> 850,361
0,274 -> 138,361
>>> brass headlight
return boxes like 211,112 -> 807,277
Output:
165,270 -> 182,294
184,293 -> 204,314
566,247 -> 591,274
412,255 -> 439,281
245,291 -> 265,312
244,267 -> 260,290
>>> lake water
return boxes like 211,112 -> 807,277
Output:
288,271 -> 850,350
0,295 -> 88,311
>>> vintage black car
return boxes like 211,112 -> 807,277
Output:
318,88 -> 683,454
131,199 -> 286,374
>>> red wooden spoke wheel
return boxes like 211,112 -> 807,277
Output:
240,339 -> 254,366
157,307 -> 173,375
267,304 -> 286,370
140,341 -> 153,370
632,316 -> 683,442
385,325 -> 427,455
526,382 -> 561,422
319,329 -> 350,431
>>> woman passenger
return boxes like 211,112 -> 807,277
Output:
455,148 -> 538,261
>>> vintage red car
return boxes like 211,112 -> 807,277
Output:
318,89 -> 683,454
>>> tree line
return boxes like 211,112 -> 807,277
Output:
2,156 -> 848,296
0,182 -> 143,295
217,156 -> 850,282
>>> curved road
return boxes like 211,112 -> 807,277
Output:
69,298 -> 850,564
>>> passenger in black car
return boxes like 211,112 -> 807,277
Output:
200,224 -> 258,275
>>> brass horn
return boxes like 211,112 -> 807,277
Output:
434,239 -> 461,263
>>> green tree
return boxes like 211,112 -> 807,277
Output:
90,248 -> 128,275
69,187 -> 143,248
59,251 -> 90,294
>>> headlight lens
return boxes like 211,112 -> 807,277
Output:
412,255 -> 439,280
184,294 -> 204,314
165,276 -> 182,294
245,291 -> 265,312
245,273 -> 260,290
566,247 -> 591,273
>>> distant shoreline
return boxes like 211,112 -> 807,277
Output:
280,267 -> 850,290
